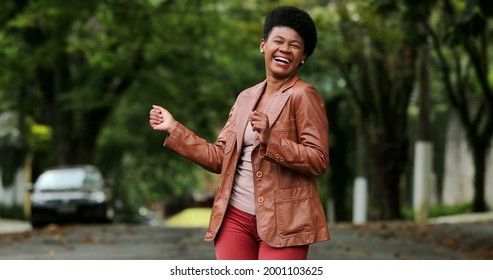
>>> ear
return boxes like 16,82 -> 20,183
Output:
260,39 -> 265,53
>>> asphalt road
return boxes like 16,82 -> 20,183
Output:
1,221 -> 491,260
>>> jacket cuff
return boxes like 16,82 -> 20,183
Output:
163,122 -> 184,151
262,133 -> 284,163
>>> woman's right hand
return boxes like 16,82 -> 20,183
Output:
149,105 -> 177,133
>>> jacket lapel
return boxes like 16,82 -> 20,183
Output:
267,74 -> 300,127
235,81 -> 266,153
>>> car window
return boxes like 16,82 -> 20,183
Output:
35,169 -> 86,190
83,170 -> 103,188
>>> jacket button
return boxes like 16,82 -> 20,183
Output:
275,154 -> 280,159
257,196 -> 265,203
279,157 -> 284,161
256,171 -> 263,177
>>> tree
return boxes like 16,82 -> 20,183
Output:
417,0 -> 493,212
0,0 -> 156,168
318,1 -> 418,219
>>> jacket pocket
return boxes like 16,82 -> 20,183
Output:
274,187 -> 312,237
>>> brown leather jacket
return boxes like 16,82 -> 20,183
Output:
164,74 -> 330,247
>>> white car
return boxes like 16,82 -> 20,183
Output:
30,165 -> 114,227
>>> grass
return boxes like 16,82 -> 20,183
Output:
402,202 -> 473,220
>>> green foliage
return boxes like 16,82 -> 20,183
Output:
27,120 -> 53,172
27,123 -> 51,152
0,204 -> 26,220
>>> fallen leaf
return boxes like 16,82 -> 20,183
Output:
84,234 -> 94,244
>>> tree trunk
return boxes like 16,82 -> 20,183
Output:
418,40 -> 432,141
374,131 -> 408,220
413,37 -> 435,222
326,96 -> 352,222
471,142 -> 488,212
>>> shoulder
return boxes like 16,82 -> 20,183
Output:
290,79 -> 323,102
237,80 -> 266,99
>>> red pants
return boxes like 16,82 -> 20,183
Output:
214,204 -> 309,260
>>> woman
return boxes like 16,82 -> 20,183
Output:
149,6 -> 330,260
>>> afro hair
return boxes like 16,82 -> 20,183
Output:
263,6 -> 317,59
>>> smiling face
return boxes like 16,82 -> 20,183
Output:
260,26 -> 306,81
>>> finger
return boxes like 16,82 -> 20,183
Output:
150,109 -> 161,116
152,105 -> 165,112
252,124 -> 264,134
149,114 -> 162,121
251,123 -> 259,132
250,110 -> 261,120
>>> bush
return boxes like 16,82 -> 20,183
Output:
429,202 -> 472,218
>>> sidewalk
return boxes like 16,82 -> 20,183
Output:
0,219 -> 32,235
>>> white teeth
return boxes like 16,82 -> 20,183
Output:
274,57 -> 290,64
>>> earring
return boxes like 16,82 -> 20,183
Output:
260,50 -> 264,53
301,61 -> 305,64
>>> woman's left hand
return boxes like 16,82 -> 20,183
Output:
250,110 -> 270,144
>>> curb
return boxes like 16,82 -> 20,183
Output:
428,211 -> 493,224
0,219 -> 32,235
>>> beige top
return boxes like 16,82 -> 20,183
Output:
229,121 -> 256,214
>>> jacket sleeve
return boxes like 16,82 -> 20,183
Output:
261,84 -> 330,176
164,106 -> 237,174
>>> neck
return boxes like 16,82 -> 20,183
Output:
265,73 -> 296,95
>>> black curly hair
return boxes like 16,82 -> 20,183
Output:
263,6 -> 317,59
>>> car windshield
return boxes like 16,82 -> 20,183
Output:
35,169 -> 87,190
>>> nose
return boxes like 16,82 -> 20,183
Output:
279,43 -> 291,53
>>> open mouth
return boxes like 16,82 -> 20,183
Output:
274,56 -> 291,65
